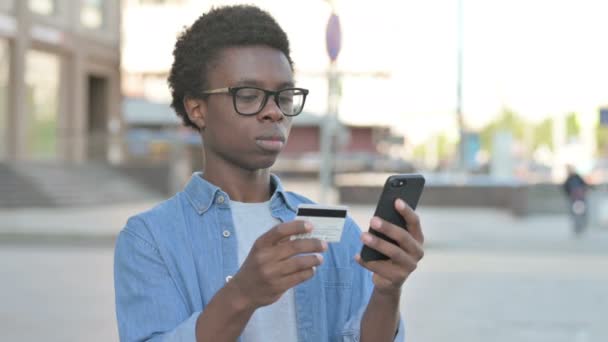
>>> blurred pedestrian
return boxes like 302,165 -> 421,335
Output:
113,5 -> 421,342
563,164 -> 590,236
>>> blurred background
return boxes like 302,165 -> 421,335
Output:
1,0 -> 607,341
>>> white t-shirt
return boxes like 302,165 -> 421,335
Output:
230,200 -> 299,342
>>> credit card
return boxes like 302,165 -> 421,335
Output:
291,204 -> 348,243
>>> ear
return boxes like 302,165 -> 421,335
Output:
183,96 -> 207,130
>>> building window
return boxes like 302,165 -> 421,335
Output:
81,0 -> 104,29
25,50 -> 60,160
29,0 -> 55,16
0,39 -> 8,160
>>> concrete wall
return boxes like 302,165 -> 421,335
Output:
338,183 -> 603,217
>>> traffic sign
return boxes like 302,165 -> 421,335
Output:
326,13 -> 341,62
600,108 -> 608,126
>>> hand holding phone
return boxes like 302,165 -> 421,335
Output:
360,174 -> 425,262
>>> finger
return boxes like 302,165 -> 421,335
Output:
361,232 -> 411,265
276,235 -> 292,244
256,220 -> 312,247
278,254 -> 324,276
274,238 -> 328,261
278,267 -> 316,290
355,253 -> 417,280
394,198 -> 424,244
276,222 -> 313,244
370,217 -> 424,261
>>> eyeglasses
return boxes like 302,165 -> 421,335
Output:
201,86 -> 309,116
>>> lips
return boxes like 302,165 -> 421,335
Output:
255,132 -> 286,153
257,136 -> 285,142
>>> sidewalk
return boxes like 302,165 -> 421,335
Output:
2,179 -> 608,251
2,197 -> 607,256
0,200 -> 162,242
0,179 -> 325,241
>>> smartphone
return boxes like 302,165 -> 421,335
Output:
360,174 -> 425,262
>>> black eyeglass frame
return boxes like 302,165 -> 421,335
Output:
201,86 -> 309,116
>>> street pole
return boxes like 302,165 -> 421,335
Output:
319,8 -> 341,204
456,0 -> 465,171
320,65 -> 338,204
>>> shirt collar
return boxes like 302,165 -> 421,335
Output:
269,173 -> 297,213
183,172 -> 297,214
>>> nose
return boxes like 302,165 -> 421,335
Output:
257,95 -> 284,122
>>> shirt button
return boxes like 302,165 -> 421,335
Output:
222,230 -> 231,238
225,275 -> 232,283
216,195 -> 225,204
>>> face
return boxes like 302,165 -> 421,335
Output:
567,165 -> 575,174
186,45 -> 295,171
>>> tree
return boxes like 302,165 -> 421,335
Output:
412,133 -> 456,167
533,117 -> 553,151
597,125 -> 608,156
565,112 -> 581,139
436,133 -> 452,160
479,107 -> 526,152
412,143 -> 425,161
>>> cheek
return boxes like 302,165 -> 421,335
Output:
206,115 -> 251,148
206,102 -> 244,134
284,122 -> 293,142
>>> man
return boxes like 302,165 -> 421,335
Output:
114,5 -> 424,342
563,164 -> 590,235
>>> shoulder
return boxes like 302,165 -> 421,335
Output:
283,190 -> 315,205
121,193 -> 187,245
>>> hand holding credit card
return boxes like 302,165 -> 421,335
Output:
290,204 -> 348,242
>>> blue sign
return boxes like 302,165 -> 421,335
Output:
601,108 -> 608,126
326,13 -> 341,62
463,132 -> 480,169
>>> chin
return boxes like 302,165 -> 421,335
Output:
255,158 -> 277,170
242,155 -> 278,171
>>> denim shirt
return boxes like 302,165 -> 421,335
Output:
114,173 -> 405,342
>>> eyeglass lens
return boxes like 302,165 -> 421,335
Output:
234,88 -> 306,115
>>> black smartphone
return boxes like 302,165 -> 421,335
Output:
360,174 -> 425,262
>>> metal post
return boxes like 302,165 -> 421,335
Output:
320,4 -> 341,204
319,64 -> 339,204
456,0 -> 465,171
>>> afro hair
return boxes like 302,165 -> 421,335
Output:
167,5 -> 294,130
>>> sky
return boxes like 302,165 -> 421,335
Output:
122,0 -> 608,144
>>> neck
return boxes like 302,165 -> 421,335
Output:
201,152 -> 273,203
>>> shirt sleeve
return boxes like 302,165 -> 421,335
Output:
338,218 -> 406,342
341,307 -> 406,342
114,217 -> 198,342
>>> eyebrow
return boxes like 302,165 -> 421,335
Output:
233,79 -> 295,89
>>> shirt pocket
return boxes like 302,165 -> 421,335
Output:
322,267 -> 353,337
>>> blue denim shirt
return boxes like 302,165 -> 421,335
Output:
114,173 -> 405,341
